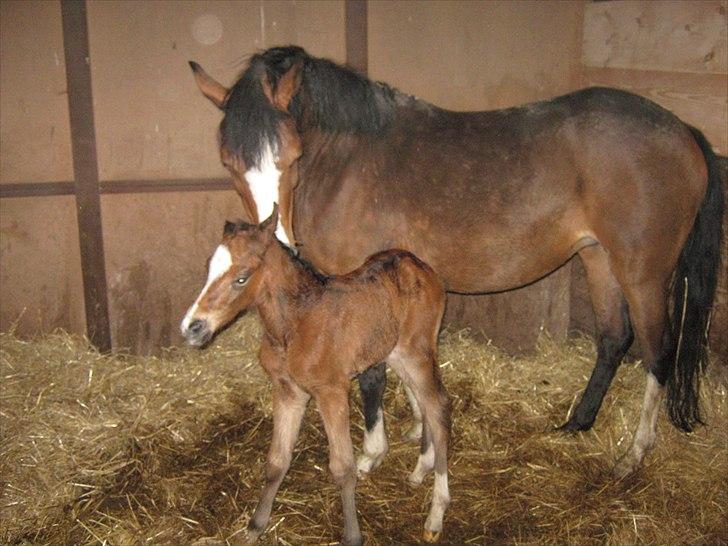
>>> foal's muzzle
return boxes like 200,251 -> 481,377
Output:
183,319 -> 212,347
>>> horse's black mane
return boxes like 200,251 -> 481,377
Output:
222,46 -> 396,169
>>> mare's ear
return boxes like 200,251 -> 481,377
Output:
260,204 -> 279,237
223,220 -> 238,236
189,61 -> 229,109
261,61 -> 303,113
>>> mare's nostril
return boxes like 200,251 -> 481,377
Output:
188,319 -> 205,336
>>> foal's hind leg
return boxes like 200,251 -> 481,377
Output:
403,383 -> 424,441
389,346 -> 450,542
561,245 -> 634,431
357,363 -> 389,475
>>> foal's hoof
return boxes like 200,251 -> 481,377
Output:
341,533 -> 364,546
404,421 -> 423,442
423,529 -> 442,543
237,527 -> 263,545
408,469 -> 426,486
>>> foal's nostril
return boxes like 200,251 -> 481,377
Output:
188,319 -> 205,336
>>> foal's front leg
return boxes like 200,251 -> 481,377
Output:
244,381 -> 309,544
315,386 -> 362,546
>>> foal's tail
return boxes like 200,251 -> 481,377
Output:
665,126 -> 725,432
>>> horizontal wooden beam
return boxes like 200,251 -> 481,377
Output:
0,178 -> 232,199
581,66 -> 728,95
0,181 -> 76,198
99,177 -> 231,194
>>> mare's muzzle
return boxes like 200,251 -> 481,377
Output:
183,319 -> 212,347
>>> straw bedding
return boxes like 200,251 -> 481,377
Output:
1,315 -> 726,545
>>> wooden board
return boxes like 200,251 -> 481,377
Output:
583,0 -> 727,74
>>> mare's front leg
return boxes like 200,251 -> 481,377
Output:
357,363 -> 389,475
315,385 -> 362,546
244,380 -> 309,544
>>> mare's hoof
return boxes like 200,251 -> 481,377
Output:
357,450 -> 386,477
233,527 -> 263,545
612,453 -> 640,480
423,529 -> 442,543
556,419 -> 593,433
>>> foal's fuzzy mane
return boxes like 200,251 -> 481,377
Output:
225,219 -> 329,285
222,45 -> 397,169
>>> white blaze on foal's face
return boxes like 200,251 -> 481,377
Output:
244,145 -> 290,246
180,244 -> 233,333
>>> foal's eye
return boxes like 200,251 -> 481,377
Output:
233,275 -> 249,287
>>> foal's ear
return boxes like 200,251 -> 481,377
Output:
261,61 -> 303,113
260,204 -> 279,237
189,61 -> 229,109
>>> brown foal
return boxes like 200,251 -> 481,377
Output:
181,207 -> 450,545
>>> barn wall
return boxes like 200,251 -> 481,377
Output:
85,0 -> 346,351
0,1 -> 86,336
368,0 -> 585,352
569,0 -> 728,359
1,0 -> 725,357
0,0 -> 346,352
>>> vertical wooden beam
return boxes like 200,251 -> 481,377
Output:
345,0 -> 368,74
61,0 -> 112,352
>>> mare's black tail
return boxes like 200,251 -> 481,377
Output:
665,126 -> 725,432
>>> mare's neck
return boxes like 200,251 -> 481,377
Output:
255,241 -> 323,345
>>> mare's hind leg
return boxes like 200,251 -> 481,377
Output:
561,245 -> 634,431
613,279 -> 670,478
356,363 -> 389,475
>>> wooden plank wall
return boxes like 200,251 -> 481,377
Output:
571,1 -> 728,359
1,0 -> 725,358
368,0 -> 585,353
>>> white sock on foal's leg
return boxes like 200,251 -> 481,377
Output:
408,441 -> 434,485
423,471 -> 450,542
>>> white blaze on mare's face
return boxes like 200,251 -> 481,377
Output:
244,144 -> 291,246
180,244 -> 233,332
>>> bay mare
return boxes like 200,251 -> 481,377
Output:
189,46 -> 724,478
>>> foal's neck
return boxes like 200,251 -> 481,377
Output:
255,241 -> 325,345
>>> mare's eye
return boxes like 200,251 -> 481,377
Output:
233,275 -> 249,287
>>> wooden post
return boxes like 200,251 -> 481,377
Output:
61,0 -> 112,352
345,0 -> 368,74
